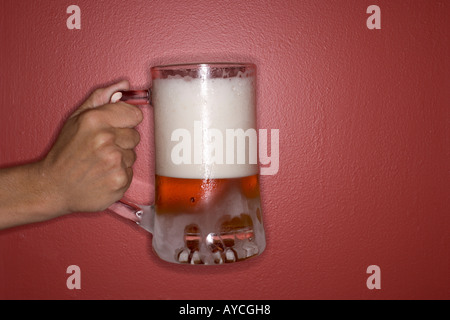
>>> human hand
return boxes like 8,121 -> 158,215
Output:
39,80 -> 143,217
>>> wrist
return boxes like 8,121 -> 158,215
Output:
0,161 -> 67,229
16,162 -> 60,224
32,159 -> 71,220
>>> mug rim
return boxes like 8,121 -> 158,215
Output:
151,62 -> 256,71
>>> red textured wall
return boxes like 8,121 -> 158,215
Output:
0,0 -> 448,300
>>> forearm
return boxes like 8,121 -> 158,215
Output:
0,162 -> 62,230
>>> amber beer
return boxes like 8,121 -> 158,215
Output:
149,64 -> 266,265
156,175 -> 261,214
155,175 -> 263,264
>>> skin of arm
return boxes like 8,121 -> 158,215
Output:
0,80 -> 143,230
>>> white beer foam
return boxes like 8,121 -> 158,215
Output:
153,76 -> 259,179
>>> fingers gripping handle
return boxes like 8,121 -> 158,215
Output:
107,88 -> 154,233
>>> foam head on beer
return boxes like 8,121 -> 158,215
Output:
151,64 -> 266,264
153,68 -> 258,179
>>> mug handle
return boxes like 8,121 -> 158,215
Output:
107,89 -> 155,233
110,89 -> 151,105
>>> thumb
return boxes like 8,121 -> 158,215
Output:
72,80 -> 130,117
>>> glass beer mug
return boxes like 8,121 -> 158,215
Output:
109,63 -> 266,265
